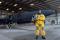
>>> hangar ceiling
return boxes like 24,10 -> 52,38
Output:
0,0 -> 49,13
47,0 -> 60,13
0,0 -> 60,14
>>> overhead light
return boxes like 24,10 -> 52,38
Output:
58,6 -> 60,8
1,15 -> 5,18
6,8 -> 9,11
19,8 -> 22,10
30,3 -> 34,6
13,4 -> 18,6
12,11 -> 14,12
0,1 -> 2,4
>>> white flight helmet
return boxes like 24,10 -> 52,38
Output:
37,10 -> 42,14
39,10 -> 42,13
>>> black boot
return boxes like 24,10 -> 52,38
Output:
35,35 -> 39,40
41,36 -> 46,39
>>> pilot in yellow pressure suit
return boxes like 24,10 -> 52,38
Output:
32,11 -> 46,40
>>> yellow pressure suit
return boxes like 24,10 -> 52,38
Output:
32,13 -> 46,36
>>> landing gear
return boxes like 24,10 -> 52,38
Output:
7,23 -> 16,29
7,23 -> 12,29
41,36 -> 46,39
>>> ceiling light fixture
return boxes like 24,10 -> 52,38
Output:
30,3 -> 34,6
19,8 -> 22,10
58,6 -> 60,8
6,8 -> 9,11
14,4 -> 18,6
12,11 -> 14,12
0,1 -> 2,4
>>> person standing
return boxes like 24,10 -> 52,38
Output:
32,10 -> 46,40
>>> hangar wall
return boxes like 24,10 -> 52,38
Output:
45,13 -> 60,25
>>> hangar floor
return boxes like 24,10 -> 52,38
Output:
0,23 -> 60,40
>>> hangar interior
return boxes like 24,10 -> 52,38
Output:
0,0 -> 60,40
